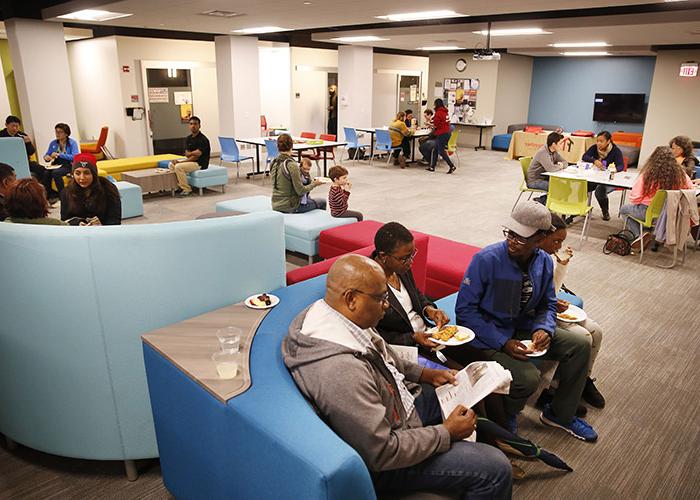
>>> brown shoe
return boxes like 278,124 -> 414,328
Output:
398,156 -> 406,169
393,157 -> 400,166
631,232 -> 652,251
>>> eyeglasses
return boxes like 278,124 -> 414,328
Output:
349,288 -> 390,304
387,248 -> 418,264
503,229 -> 530,246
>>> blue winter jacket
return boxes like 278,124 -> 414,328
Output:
455,240 -> 557,350
44,138 -> 80,162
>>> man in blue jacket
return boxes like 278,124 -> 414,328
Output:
455,201 -> 597,442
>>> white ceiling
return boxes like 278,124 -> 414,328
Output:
40,0 -> 700,54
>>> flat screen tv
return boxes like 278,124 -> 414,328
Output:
593,93 -> 645,123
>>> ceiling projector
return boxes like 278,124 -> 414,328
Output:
473,49 -> 501,61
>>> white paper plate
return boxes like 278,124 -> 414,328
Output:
556,304 -> 587,323
521,340 -> 547,357
426,325 -> 475,346
244,293 -> 280,310
315,177 -> 332,184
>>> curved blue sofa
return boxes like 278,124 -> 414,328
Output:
0,212 -> 286,464
145,276 -> 465,499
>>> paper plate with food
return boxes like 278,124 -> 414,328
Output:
556,304 -> 587,323
426,325 -> 475,346
244,293 -> 279,310
314,176 -> 332,184
520,340 -> 547,357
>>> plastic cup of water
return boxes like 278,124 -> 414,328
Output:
216,326 -> 241,353
212,350 -> 239,379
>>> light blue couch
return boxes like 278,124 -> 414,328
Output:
0,136 -> 31,178
0,212 -> 286,477
144,276 -> 460,499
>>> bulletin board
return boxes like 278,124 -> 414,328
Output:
443,78 -> 479,122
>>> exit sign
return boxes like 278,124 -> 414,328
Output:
680,62 -> 698,77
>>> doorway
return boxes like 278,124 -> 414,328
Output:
146,68 -> 193,155
398,75 -> 420,114
327,72 -> 338,136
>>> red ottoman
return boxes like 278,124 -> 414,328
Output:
318,220 -> 384,259
287,233 -> 430,293
425,236 -> 481,299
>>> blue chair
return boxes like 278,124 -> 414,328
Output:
371,128 -> 401,166
218,137 -> 254,180
694,165 -> 700,180
0,137 -> 31,179
491,133 -> 512,152
340,127 -> 369,164
264,139 -> 279,174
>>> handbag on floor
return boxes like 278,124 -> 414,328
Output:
603,229 -> 635,256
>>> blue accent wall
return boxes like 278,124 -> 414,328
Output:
527,56 -> 656,133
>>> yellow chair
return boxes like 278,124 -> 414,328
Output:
546,176 -> 593,245
623,190 -> 666,263
511,156 -> 546,211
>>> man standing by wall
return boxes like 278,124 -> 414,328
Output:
328,85 -> 338,136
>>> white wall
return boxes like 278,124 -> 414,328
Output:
0,64 -> 10,121
372,53 -> 429,128
6,19 -> 80,154
640,49 -> 700,163
259,42 -> 291,131
115,36 -> 218,157
338,46 -> 373,140
493,54 -> 533,136
291,47 -> 337,136
67,37 -> 125,155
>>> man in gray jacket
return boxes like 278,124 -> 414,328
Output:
283,255 -> 512,499
526,132 -> 567,203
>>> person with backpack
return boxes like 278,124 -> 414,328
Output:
270,134 -> 324,213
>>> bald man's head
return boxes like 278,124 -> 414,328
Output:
326,255 -> 388,329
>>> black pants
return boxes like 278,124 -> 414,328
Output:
47,158 -> 73,195
327,116 -> 337,136
432,132 -> 455,169
392,136 -> 411,159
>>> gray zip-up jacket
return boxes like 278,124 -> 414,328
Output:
526,145 -> 567,185
282,306 -> 451,472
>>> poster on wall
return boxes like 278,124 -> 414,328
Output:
179,104 -> 193,122
174,91 -> 192,105
148,87 -> 169,103
443,78 -> 478,123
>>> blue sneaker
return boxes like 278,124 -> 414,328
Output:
540,404 -> 598,442
505,413 -> 519,434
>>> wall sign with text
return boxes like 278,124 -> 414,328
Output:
679,62 -> 698,78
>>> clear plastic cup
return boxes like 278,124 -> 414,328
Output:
216,326 -> 241,353
212,350 -> 239,379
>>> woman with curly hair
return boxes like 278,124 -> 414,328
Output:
4,177 -> 64,225
620,145 -> 693,248
669,135 -> 699,179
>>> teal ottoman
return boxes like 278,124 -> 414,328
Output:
283,211 -> 356,263
188,165 -> 228,195
216,195 -> 272,214
114,181 -> 143,219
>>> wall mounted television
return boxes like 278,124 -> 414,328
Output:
593,93 -> 645,123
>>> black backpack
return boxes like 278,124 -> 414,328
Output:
603,229 -> 635,256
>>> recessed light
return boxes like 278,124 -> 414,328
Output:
551,42 -> 609,48
57,9 -> 132,22
199,10 -> 240,18
331,36 -> 389,42
417,46 -> 465,51
232,26 -> 290,34
377,10 -> 466,22
472,28 -> 550,36
561,51 -> 610,56
303,1 -> 312,4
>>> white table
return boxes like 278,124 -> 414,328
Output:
544,168 -> 639,190
237,136 -> 347,177
355,127 -> 431,162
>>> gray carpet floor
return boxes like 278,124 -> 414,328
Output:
2,149 -> 699,499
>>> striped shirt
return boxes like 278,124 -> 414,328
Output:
328,184 -> 350,217
318,300 -> 416,416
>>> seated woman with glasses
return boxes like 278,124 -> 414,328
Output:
371,222 -> 450,353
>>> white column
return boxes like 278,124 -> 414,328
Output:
337,46 -> 373,141
0,67 -> 11,120
215,36 -> 261,140
5,19 -> 80,154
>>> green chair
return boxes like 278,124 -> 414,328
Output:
546,176 -> 593,246
623,190 -> 667,263
511,156 -> 546,211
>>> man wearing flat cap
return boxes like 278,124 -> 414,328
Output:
454,201 -> 598,442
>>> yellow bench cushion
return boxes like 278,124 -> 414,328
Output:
97,154 -> 183,180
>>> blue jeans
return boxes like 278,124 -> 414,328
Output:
419,139 -> 437,161
372,384 -> 512,500
431,132 -> 455,169
620,203 -> 648,239
294,198 -> 326,213
527,179 -> 549,204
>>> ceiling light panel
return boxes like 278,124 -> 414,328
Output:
561,51 -> 610,56
551,42 -> 609,48
330,36 -> 388,42
377,10 -> 466,22
232,26 -> 290,34
417,46 -> 465,51
472,28 -> 550,36
57,9 -> 132,22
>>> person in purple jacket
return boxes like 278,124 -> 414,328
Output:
582,131 -> 626,220
454,201 -> 597,442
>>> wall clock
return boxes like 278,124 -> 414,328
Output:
455,58 -> 467,72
